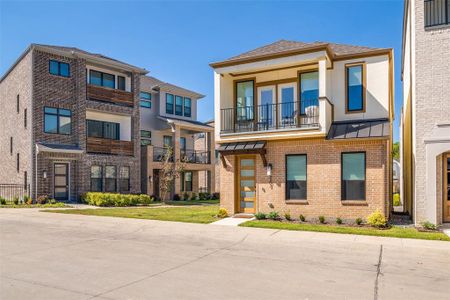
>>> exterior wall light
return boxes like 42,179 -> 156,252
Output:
266,163 -> 272,177
43,170 -> 47,179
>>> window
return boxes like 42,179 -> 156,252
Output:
49,60 -> 70,77
300,71 -> 319,114
342,152 -> 366,200
17,95 -> 19,113
44,107 -> 72,135
140,130 -> 152,146
184,97 -> 191,117
90,166 -> 103,192
10,137 -> 13,155
140,92 -> 152,108
24,171 -> 27,189
87,120 -> 120,140
175,96 -> 183,116
182,171 -> 193,192
105,166 -> 117,192
346,64 -> 365,112
425,0 -> 450,27
16,153 -> 19,172
119,166 -> 130,192
180,137 -> 186,151
117,76 -> 126,91
89,70 -> 115,89
24,109 -> 27,128
286,155 -> 307,200
166,93 -> 174,114
236,80 -> 254,121
163,135 -> 173,148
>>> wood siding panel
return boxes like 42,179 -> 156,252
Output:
87,137 -> 134,156
87,84 -> 134,106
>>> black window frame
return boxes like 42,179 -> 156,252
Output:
235,79 -> 255,121
86,119 -> 120,140
44,107 -> 72,135
49,60 -> 70,77
89,70 -> 116,89
345,64 -> 365,113
140,91 -> 152,109
16,94 -> 19,113
90,165 -> 103,192
16,153 -> 19,172
166,93 -> 174,114
184,97 -> 192,117
424,0 -> 450,27
182,171 -> 193,192
119,166 -> 130,192
175,95 -> 183,116
105,165 -> 117,192
285,154 -> 307,200
10,137 -> 13,155
117,76 -> 126,91
24,108 -> 27,128
341,151 -> 366,201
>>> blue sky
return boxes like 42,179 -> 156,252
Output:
0,0 -> 404,141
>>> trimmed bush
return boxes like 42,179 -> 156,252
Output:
319,216 -> 325,224
299,214 -> 306,222
83,192 -> 154,207
190,193 -> 197,201
421,221 -> 436,230
336,217 -> 343,225
217,208 -> 228,218
0,197 -> 6,205
211,192 -> 220,200
284,211 -> 292,221
367,210 -> 387,228
355,218 -> 363,225
183,192 -> 189,201
254,212 -> 266,220
36,195 -> 49,205
199,192 -> 206,200
173,194 -> 181,201
13,197 -> 19,205
268,211 -> 280,220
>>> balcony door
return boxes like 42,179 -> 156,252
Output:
444,154 -> 450,222
257,85 -> 276,130
278,82 -> 297,128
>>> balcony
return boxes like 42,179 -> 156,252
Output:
181,149 -> 211,164
220,99 -> 320,134
86,137 -> 134,156
153,147 -> 174,162
87,84 -> 134,107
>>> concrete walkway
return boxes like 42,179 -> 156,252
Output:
211,216 -> 255,226
1,208 -> 450,300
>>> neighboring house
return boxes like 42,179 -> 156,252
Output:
211,40 -> 394,219
195,120 -> 220,193
0,44 -> 146,201
401,0 -> 450,225
139,76 -> 215,199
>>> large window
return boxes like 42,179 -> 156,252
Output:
166,93 -> 174,114
140,130 -> 152,146
346,64 -> 365,112
300,71 -> 319,114
90,166 -> 103,192
140,92 -> 152,108
180,137 -> 186,151
105,166 -> 117,192
182,171 -> 193,192
285,155 -> 307,200
163,135 -> 173,148
175,96 -> 183,116
87,120 -> 120,140
119,166 -> 130,192
425,0 -> 450,27
44,107 -> 72,135
89,70 -> 115,89
184,97 -> 191,117
341,152 -> 366,200
236,80 -> 254,121
49,60 -> 70,77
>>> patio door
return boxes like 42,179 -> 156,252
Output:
278,82 -> 297,128
257,85 -> 276,130
237,156 -> 256,213
444,154 -> 450,222
54,163 -> 69,201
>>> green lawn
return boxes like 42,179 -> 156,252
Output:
44,205 -> 221,224
164,199 -> 220,206
240,220 -> 450,241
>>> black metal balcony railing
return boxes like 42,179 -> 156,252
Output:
425,0 -> 450,27
181,149 -> 211,164
220,99 -> 319,134
153,147 -> 174,162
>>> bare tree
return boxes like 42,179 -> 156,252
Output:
159,146 -> 186,203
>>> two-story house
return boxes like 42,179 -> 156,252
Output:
139,76 -> 215,199
0,44 -> 146,201
401,0 -> 450,225
211,40 -> 393,220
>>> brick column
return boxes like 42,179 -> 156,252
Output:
173,125 -> 181,198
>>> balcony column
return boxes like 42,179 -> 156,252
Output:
207,131 -> 216,193
173,125 -> 182,198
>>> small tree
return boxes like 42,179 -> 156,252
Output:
159,146 -> 186,203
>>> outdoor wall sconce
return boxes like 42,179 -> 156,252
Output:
43,170 -> 47,179
266,163 -> 272,177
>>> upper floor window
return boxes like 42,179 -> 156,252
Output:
118,76 -> 126,91
341,152 -> 366,200
49,60 -> 70,77
89,70 -> 115,89
236,80 -> 254,121
184,97 -> 191,117
346,64 -> 365,113
425,0 -> 450,27
163,135 -> 173,148
87,120 -> 120,140
166,93 -> 174,114
299,71 -> 319,114
140,130 -> 152,146
140,92 -> 152,108
175,96 -> 183,116
286,155 -> 307,200
44,107 -> 72,135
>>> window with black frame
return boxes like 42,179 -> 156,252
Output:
89,70 -> 115,89
166,93 -> 174,114
44,107 -> 72,135
341,152 -> 366,200
184,97 -> 191,117
182,171 -> 193,192
346,64 -> 364,112
49,60 -> 70,77
140,130 -> 152,146
236,80 -> 254,121
119,166 -> 130,192
424,0 -> 450,27
175,96 -> 183,116
90,166 -> 103,192
286,155 -> 307,200
86,120 -> 120,140
105,166 -> 117,192
140,92 -> 152,108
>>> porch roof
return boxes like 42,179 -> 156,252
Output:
218,141 -> 267,167
158,116 -> 214,132
36,143 -> 84,154
326,118 -> 390,140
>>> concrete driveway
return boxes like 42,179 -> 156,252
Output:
1,208 -> 449,300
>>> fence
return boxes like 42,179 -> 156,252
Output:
0,184 -> 31,204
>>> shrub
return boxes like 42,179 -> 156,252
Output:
212,192 -> 220,200
367,210 -> 387,228
267,211 -> 280,220
336,217 -> 343,225
183,192 -> 190,201
299,214 -> 306,222
36,195 -> 49,205
204,192 -> 211,200
355,218 -> 363,225
254,212 -> 266,220
318,216 -> 325,224
421,221 -> 436,230
24,195 -> 32,205
13,197 -> 19,205
49,198 -> 57,204
284,211 -> 292,221
139,194 -> 152,205
199,192 -> 206,200
0,197 -> 6,205
83,192 -> 153,207
217,208 -> 228,218
173,194 -> 181,201
190,193 -> 197,201
393,193 -> 401,206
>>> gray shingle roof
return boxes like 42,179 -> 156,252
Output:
141,76 -> 204,99
326,119 -> 390,140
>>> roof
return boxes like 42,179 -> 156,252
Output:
326,119 -> 390,140
37,143 -> 83,154
141,76 -> 205,99
158,116 -> 214,131
218,141 -> 266,152
210,39 -> 391,68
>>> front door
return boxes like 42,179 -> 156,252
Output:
444,155 -> 450,222
237,156 -> 256,213
54,163 -> 69,201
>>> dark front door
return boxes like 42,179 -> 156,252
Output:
153,169 -> 160,198
444,155 -> 450,222
54,163 -> 69,201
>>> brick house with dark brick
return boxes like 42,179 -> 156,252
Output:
211,40 -> 394,221
0,44 -> 147,201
